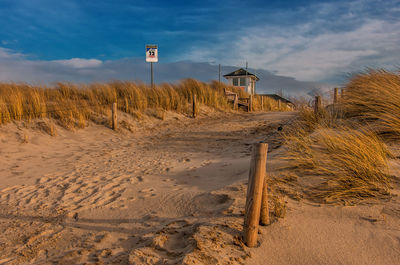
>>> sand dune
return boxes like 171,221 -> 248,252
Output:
0,110 -> 399,264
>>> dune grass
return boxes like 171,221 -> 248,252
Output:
252,94 -> 292,111
2,79 -> 288,130
284,123 -> 391,203
341,69 -> 400,139
282,69 -> 399,203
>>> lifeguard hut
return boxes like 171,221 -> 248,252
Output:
223,68 -> 259,95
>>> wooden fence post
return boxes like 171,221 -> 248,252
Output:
334,87 -> 338,104
314,96 -> 321,114
260,167 -> 270,226
278,99 -> 281,110
234,94 -> 238,111
112,102 -> 117,130
248,95 -> 253,112
261,96 -> 264,111
192,94 -> 197,118
340,88 -> 344,99
243,143 -> 268,247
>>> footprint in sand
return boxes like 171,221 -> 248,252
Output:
200,160 -> 212,166
129,220 -> 197,264
139,188 -> 157,198
162,178 -> 174,182
136,176 -> 144,182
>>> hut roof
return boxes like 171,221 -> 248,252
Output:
223,68 -> 259,80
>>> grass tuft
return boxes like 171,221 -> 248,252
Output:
1,80 -> 277,129
282,69 -> 400,203
342,69 -> 400,139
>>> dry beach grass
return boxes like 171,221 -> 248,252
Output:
279,70 -> 400,204
0,79 -> 288,131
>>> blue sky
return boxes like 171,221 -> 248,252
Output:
1,0 -> 400,95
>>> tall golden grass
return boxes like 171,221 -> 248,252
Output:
252,95 -> 292,111
284,124 -> 391,203
341,69 -> 400,139
283,69 -> 399,203
0,79 -> 286,129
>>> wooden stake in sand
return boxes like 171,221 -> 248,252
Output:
314,96 -> 321,115
192,94 -> 197,118
112,102 -> 117,130
248,95 -> 253,112
260,155 -> 270,226
341,88 -> 344,99
234,94 -> 238,111
334,87 -> 338,104
278,99 -> 281,110
244,143 -> 268,247
261,96 -> 264,111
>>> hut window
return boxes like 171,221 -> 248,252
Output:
240,78 -> 247,86
233,78 -> 239,86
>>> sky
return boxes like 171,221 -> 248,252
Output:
1,0 -> 400,95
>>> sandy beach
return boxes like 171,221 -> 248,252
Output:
0,110 -> 399,264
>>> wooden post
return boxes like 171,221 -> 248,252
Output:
261,96 -> 264,111
234,94 -> 238,111
334,87 -> 338,104
243,143 -> 268,247
248,95 -> 253,112
314,96 -> 321,114
112,102 -> 117,130
340,88 -> 344,99
278,99 -> 281,110
260,173 -> 270,226
192,94 -> 197,118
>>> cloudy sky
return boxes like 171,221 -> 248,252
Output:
1,0 -> 399,95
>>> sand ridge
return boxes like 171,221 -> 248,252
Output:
1,110 -> 399,264
0,111 -> 293,264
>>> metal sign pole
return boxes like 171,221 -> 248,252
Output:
151,62 -> 154,88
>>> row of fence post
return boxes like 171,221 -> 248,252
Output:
111,90 -> 290,129
109,95 -> 198,131
314,87 -> 344,115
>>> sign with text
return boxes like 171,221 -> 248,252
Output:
146,45 -> 158,62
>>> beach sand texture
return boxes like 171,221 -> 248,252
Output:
0,111 -> 399,264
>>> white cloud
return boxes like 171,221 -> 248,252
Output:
0,47 -> 325,96
0,47 -> 24,59
184,19 -> 400,82
53,58 -> 103,68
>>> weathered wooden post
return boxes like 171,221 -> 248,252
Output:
278,99 -> 282,110
261,96 -> 264,111
243,143 -> 268,247
192,94 -> 197,118
248,95 -> 253,112
112,102 -> 117,130
234,94 -> 238,111
334,87 -> 338,104
314,96 -> 321,114
260,147 -> 270,226
340,88 -> 344,99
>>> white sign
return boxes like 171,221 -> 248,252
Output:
146,45 -> 158,62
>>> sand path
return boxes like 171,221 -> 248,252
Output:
1,110 -> 399,265
0,111 -> 292,264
